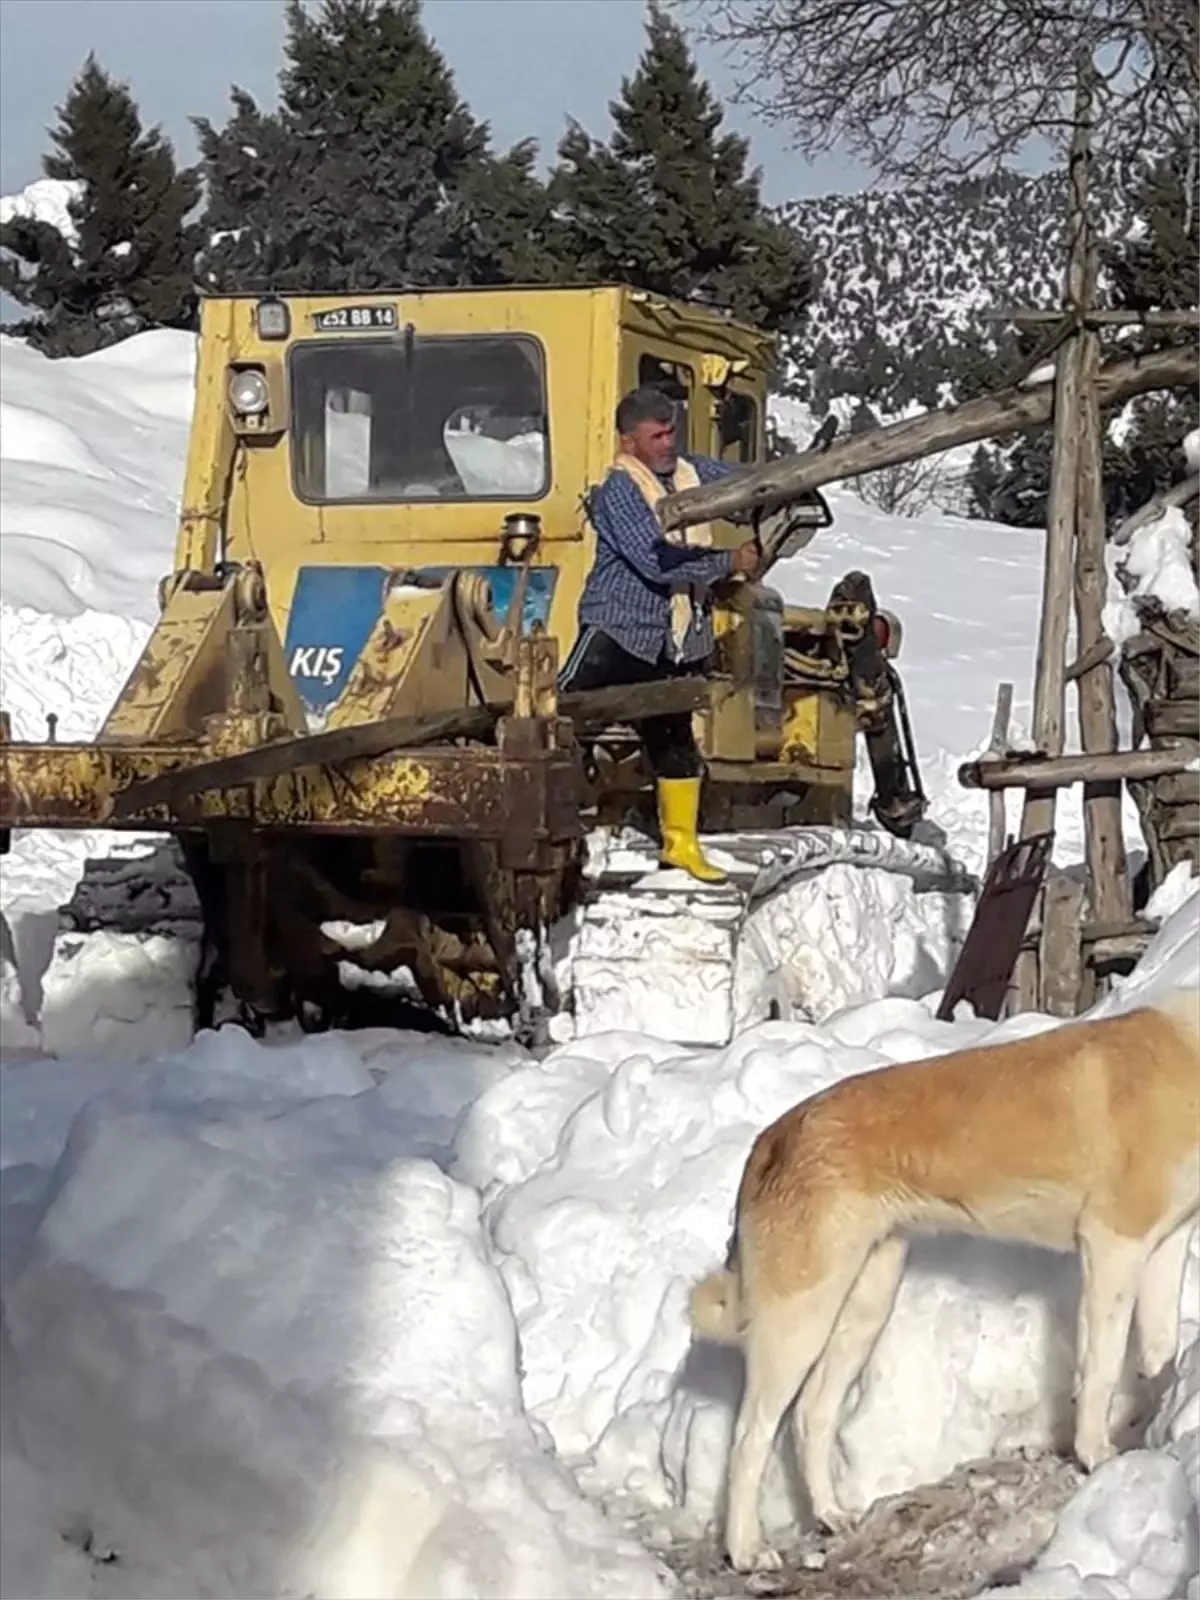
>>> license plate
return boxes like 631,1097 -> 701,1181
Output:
312,304 -> 397,332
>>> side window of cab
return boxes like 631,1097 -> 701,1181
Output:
718,390 -> 760,465
637,353 -> 694,455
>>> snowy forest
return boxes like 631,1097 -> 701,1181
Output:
0,0 -> 1195,524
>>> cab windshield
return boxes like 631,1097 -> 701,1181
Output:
289,334 -> 550,504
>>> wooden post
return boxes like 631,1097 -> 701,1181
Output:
1015,58 -> 1095,1012
1041,873 -> 1088,1016
1074,273 -> 1132,1009
985,682 -> 1014,866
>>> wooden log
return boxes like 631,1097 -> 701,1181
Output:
562,677 -> 721,731
1159,803 -> 1200,839
1017,922 -> 1158,968
1146,700 -> 1200,738
1064,637 -> 1114,681
658,346 -> 1197,533
1019,316 -> 1080,790
1141,768 -> 1200,806
983,308 -> 1200,329
1040,872 -> 1087,1017
1080,916 -> 1158,944
1112,472 -> 1200,548
1074,316 -> 1131,937
1088,929 -> 1153,967
959,745 -> 1195,790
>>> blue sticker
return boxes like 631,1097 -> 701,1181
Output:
283,565 -> 559,715
421,566 -> 558,637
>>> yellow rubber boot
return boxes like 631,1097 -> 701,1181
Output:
656,777 -> 728,884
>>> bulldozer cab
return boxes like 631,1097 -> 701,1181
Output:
177,285 -> 775,721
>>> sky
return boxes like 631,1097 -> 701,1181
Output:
0,0 -> 871,207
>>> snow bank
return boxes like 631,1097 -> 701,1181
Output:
1103,504 -> 1200,649
462,902 -> 1199,1588
461,1007 -> 1083,1534
0,330 -> 193,620
0,911 -> 38,1051
0,1028 -> 676,1598
2,910 -> 1196,1597
0,1341 -> 95,1600
0,331 -> 195,1042
0,606 -> 161,1043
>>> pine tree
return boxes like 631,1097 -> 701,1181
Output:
193,88 -> 301,292
1102,138 -> 1199,517
0,55 -> 200,356
196,0 -> 563,293
457,139 -> 570,286
969,144 -> 1198,526
548,3 -> 814,345
848,400 -> 881,434
966,443 -> 1005,520
968,428 -> 1054,527
1104,137 -> 1198,314
280,0 -> 486,289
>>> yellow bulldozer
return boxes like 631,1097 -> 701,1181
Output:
0,283 -> 952,1047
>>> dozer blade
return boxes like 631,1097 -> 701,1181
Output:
0,679 -> 716,840
0,738 -> 585,863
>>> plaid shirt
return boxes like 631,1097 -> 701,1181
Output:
578,453 -> 739,664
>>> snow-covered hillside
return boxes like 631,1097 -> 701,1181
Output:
0,330 -> 194,620
0,330 -> 1197,1600
777,168 -> 1138,414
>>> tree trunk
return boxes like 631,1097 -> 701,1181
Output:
1073,326 -> 1131,942
659,346 -> 1197,534
1015,57 -> 1094,1012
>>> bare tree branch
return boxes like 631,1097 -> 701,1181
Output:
679,0 -> 1198,185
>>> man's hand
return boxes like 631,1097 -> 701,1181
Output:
730,541 -> 761,578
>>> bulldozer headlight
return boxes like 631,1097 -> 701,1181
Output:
255,297 -> 290,341
228,367 -> 270,417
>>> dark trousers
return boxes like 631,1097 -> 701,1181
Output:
559,626 -> 703,780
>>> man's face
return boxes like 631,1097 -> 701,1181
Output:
622,415 -> 678,476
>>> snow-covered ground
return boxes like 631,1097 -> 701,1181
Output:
2,908 -> 1196,1599
1,328 -> 1197,1599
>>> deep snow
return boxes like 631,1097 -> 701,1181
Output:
2,909 -> 1196,1599
1,327 -> 1197,1600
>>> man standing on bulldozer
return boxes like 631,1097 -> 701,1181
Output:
561,385 -> 761,885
